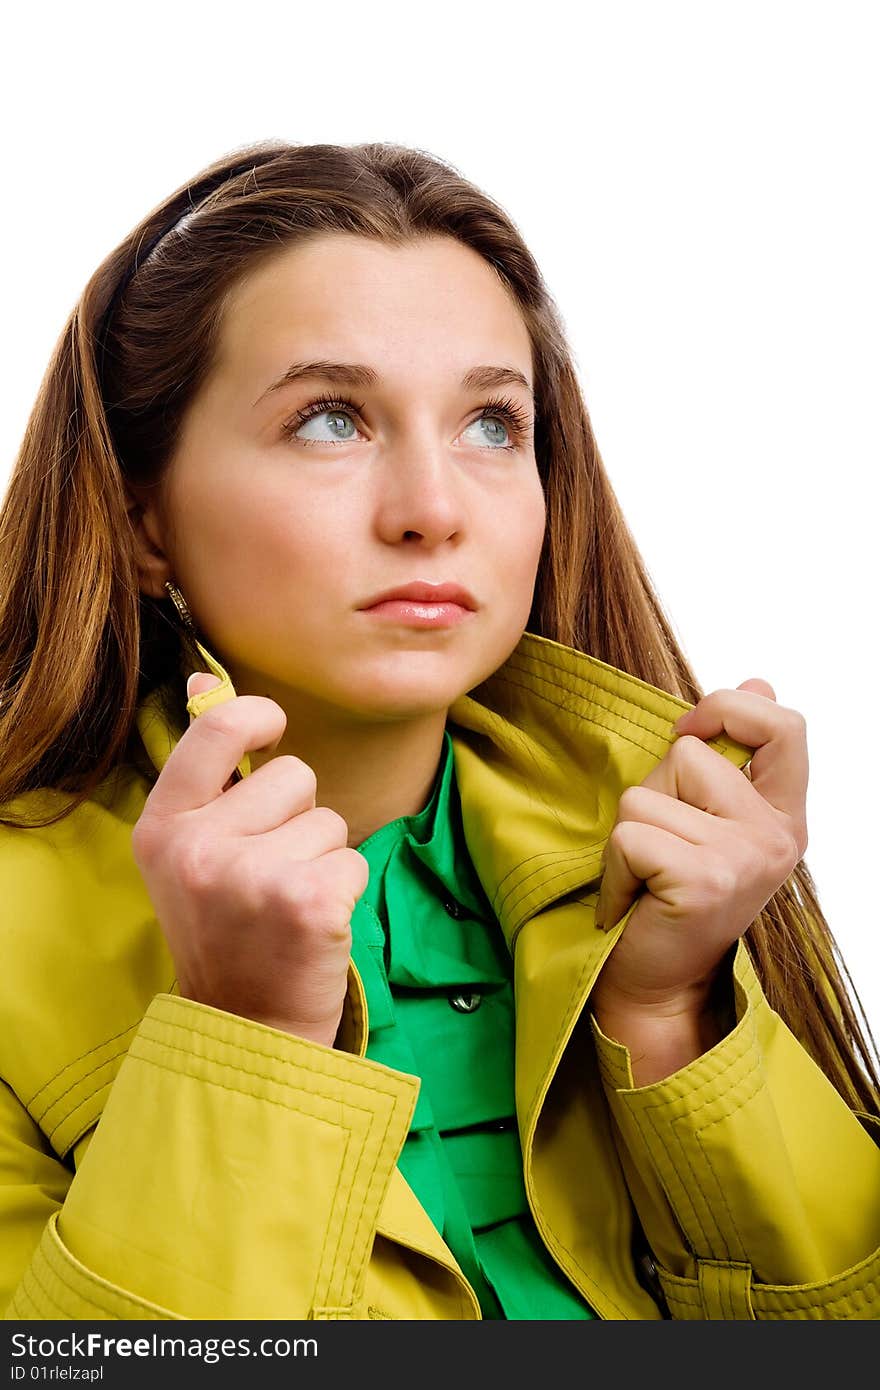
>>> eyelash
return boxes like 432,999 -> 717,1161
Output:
279,392 -> 533,451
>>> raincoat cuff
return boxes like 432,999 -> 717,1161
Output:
587,942 -> 880,1305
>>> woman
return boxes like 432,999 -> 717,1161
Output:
0,139 -> 877,1321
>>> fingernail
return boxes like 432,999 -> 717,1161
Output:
186,672 -> 210,700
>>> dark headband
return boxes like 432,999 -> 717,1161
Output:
95,158 -> 263,384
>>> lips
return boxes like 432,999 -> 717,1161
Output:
359,581 -> 477,610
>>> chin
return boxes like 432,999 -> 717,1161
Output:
337,667 -> 476,719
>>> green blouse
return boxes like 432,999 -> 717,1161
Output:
350,728 -> 595,1320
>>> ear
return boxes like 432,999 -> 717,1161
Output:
124,483 -> 174,600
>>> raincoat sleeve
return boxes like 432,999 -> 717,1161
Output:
589,937 -> 880,1318
1,984 -> 418,1320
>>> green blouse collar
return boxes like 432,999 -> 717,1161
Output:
355,727 -> 496,926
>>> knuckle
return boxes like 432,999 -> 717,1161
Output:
607,820 -> 637,858
672,733 -> 704,759
606,822 -> 625,853
192,705 -> 236,740
287,865 -> 327,920
702,857 -> 739,901
174,834 -> 219,892
279,754 -> 318,799
618,785 -> 651,817
771,828 -> 801,874
312,804 -> 349,841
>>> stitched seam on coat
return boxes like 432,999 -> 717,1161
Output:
498,647 -> 688,714
691,1071 -> 767,1264
492,846 -> 599,907
327,1081 -> 400,1310
6,1286 -> 28,1318
130,1051 -> 361,1313
20,1263 -> 59,1319
130,1040 -> 387,1122
753,1262 -> 880,1315
615,1067 -> 752,1252
617,1036 -> 759,1261
661,1281 -> 703,1310
319,1125 -> 352,1309
128,1048 -> 393,1312
141,1007 -> 414,1093
26,1252 -> 105,1320
46,1081 -> 116,1147
49,1084 -> 129,1153
346,1082 -> 412,1311
134,1024 -> 416,1306
627,1040 -> 760,1259
470,663 -> 732,915
501,851 -> 600,924
663,1261 -> 880,1317
26,1022 -> 141,1110
43,1214 -> 181,1320
488,673 -> 678,757
637,1100 -> 716,1254
621,1016 -> 755,1115
37,1049 -> 130,1132
132,1032 -> 406,1116
492,663 -> 681,746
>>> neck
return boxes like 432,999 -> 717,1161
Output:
226,664 -> 450,848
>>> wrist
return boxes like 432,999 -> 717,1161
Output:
593,1004 -> 728,1085
593,967 -> 737,1086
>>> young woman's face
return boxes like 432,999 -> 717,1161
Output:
153,232 -> 547,721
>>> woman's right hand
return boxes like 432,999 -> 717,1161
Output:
130,672 -> 369,1047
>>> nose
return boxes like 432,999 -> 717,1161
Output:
374,434 -> 466,545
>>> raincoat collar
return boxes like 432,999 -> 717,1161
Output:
133,628 -> 754,955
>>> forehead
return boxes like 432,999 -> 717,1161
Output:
213,233 -> 534,388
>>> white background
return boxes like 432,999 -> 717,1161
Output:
2,2 -> 877,1046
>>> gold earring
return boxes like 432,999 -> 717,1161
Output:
164,579 -> 196,633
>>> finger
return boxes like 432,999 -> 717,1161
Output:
150,692 -> 288,816
671,684 -> 808,830
595,821 -> 693,932
733,677 -> 777,701
187,671 -> 223,708
186,674 -> 239,793
603,783 -> 731,853
209,762 -> 338,841
237,838 -> 370,919
639,733 -> 767,825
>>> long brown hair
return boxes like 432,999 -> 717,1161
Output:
1,138 -> 877,1112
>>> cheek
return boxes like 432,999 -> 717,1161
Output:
197,485 -> 328,570
504,476 -> 546,567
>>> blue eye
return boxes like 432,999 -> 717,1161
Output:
280,393 -> 533,451
287,403 -> 360,445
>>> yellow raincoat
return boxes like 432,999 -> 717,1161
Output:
1,630 -> 878,1319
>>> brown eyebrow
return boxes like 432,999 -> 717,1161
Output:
252,361 -> 535,408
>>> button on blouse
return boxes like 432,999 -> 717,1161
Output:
349,728 -> 596,1320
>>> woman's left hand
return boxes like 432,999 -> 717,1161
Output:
592,679 -> 809,1028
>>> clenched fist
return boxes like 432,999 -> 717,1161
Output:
130,672 -> 369,1047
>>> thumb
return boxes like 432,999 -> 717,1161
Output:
186,671 -> 236,792
187,671 -> 223,722
736,677 -> 777,701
